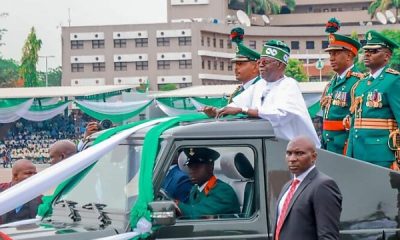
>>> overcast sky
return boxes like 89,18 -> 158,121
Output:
1,0 -> 167,71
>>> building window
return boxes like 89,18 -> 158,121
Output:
207,37 -> 210,47
179,60 -> 192,69
306,41 -> 315,49
114,62 -> 127,71
93,62 -> 105,72
71,63 -> 84,72
71,40 -> 84,49
178,37 -> 191,46
219,39 -> 224,48
291,41 -> 299,50
213,60 -> 217,70
136,61 -> 148,70
207,60 -> 211,70
135,38 -> 148,47
228,62 -> 233,71
114,39 -> 127,48
249,40 -> 256,49
321,40 -> 329,49
202,60 -> 205,69
92,40 -> 105,49
220,61 -> 224,71
157,37 -> 170,46
227,39 -> 232,49
213,38 -> 216,47
201,37 -> 204,46
178,83 -> 192,88
157,60 -> 170,69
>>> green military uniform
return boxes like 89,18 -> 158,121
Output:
178,177 -> 240,219
177,147 -> 240,219
321,67 -> 364,153
346,30 -> 400,167
321,19 -> 364,154
228,27 -> 261,103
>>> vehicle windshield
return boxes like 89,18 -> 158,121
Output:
59,144 -> 142,212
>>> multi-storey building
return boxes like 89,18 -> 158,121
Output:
62,0 -> 399,89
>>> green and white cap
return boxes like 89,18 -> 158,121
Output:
261,40 -> 290,65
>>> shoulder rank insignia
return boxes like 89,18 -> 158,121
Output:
350,72 -> 365,79
386,68 -> 400,75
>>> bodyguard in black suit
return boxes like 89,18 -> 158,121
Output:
274,136 -> 342,240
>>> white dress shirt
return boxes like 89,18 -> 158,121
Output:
230,76 -> 321,147
277,165 -> 316,216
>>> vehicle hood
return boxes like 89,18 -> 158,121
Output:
0,221 -> 117,240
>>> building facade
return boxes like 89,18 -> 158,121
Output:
62,0 -> 400,89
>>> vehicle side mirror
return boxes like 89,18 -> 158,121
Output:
148,201 -> 176,226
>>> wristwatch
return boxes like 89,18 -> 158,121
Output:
241,107 -> 249,114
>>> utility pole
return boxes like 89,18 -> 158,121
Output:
39,55 -> 55,87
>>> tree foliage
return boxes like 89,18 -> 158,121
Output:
244,0 -> 296,15
0,58 -> 19,87
37,66 -> 62,86
159,83 -> 177,91
285,58 -> 308,82
368,0 -> 400,22
382,29 -> 400,70
19,27 -> 42,87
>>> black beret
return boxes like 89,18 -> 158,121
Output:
183,147 -> 220,165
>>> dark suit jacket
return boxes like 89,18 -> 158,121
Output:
273,168 -> 342,240
0,182 -> 42,224
162,165 -> 193,203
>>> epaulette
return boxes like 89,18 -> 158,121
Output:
350,72 -> 365,79
386,68 -> 400,75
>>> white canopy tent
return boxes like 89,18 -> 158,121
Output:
0,85 -> 137,99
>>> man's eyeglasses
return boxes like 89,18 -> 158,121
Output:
364,49 -> 383,54
258,58 -> 277,66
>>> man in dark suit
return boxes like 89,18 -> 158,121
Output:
0,159 -> 41,224
274,136 -> 342,240
162,154 -> 193,203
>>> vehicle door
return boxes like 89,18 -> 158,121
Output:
152,139 -> 269,240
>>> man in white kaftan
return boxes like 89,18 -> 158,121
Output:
217,40 -> 321,147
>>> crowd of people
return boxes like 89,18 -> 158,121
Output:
0,113 -> 94,165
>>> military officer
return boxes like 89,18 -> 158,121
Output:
228,27 -> 261,103
202,28 -> 260,117
346,30 -> 400,168
320,18 -> 364,154
176,147 -> 240,219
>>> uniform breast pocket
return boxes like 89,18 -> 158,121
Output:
362,136 -> 393,162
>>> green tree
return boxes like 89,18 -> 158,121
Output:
285,58 -> 308,82
159,83 -> 177,91
382,29 -> 400,70
368,0 -> 400,22
19,27 -> 42,87
245,0 -> 296,15
349,30 -> 367,72
0,58 -> 19,87
38,66 -> 62,86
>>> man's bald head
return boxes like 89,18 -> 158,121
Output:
286,136 -> 317,176
12,159 -> 37,184
49,140 -> 77,165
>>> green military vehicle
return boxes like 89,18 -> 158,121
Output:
1,117 -> 400,239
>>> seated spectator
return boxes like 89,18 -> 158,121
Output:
176,147 -> 240,219
0,159 -> 41,224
